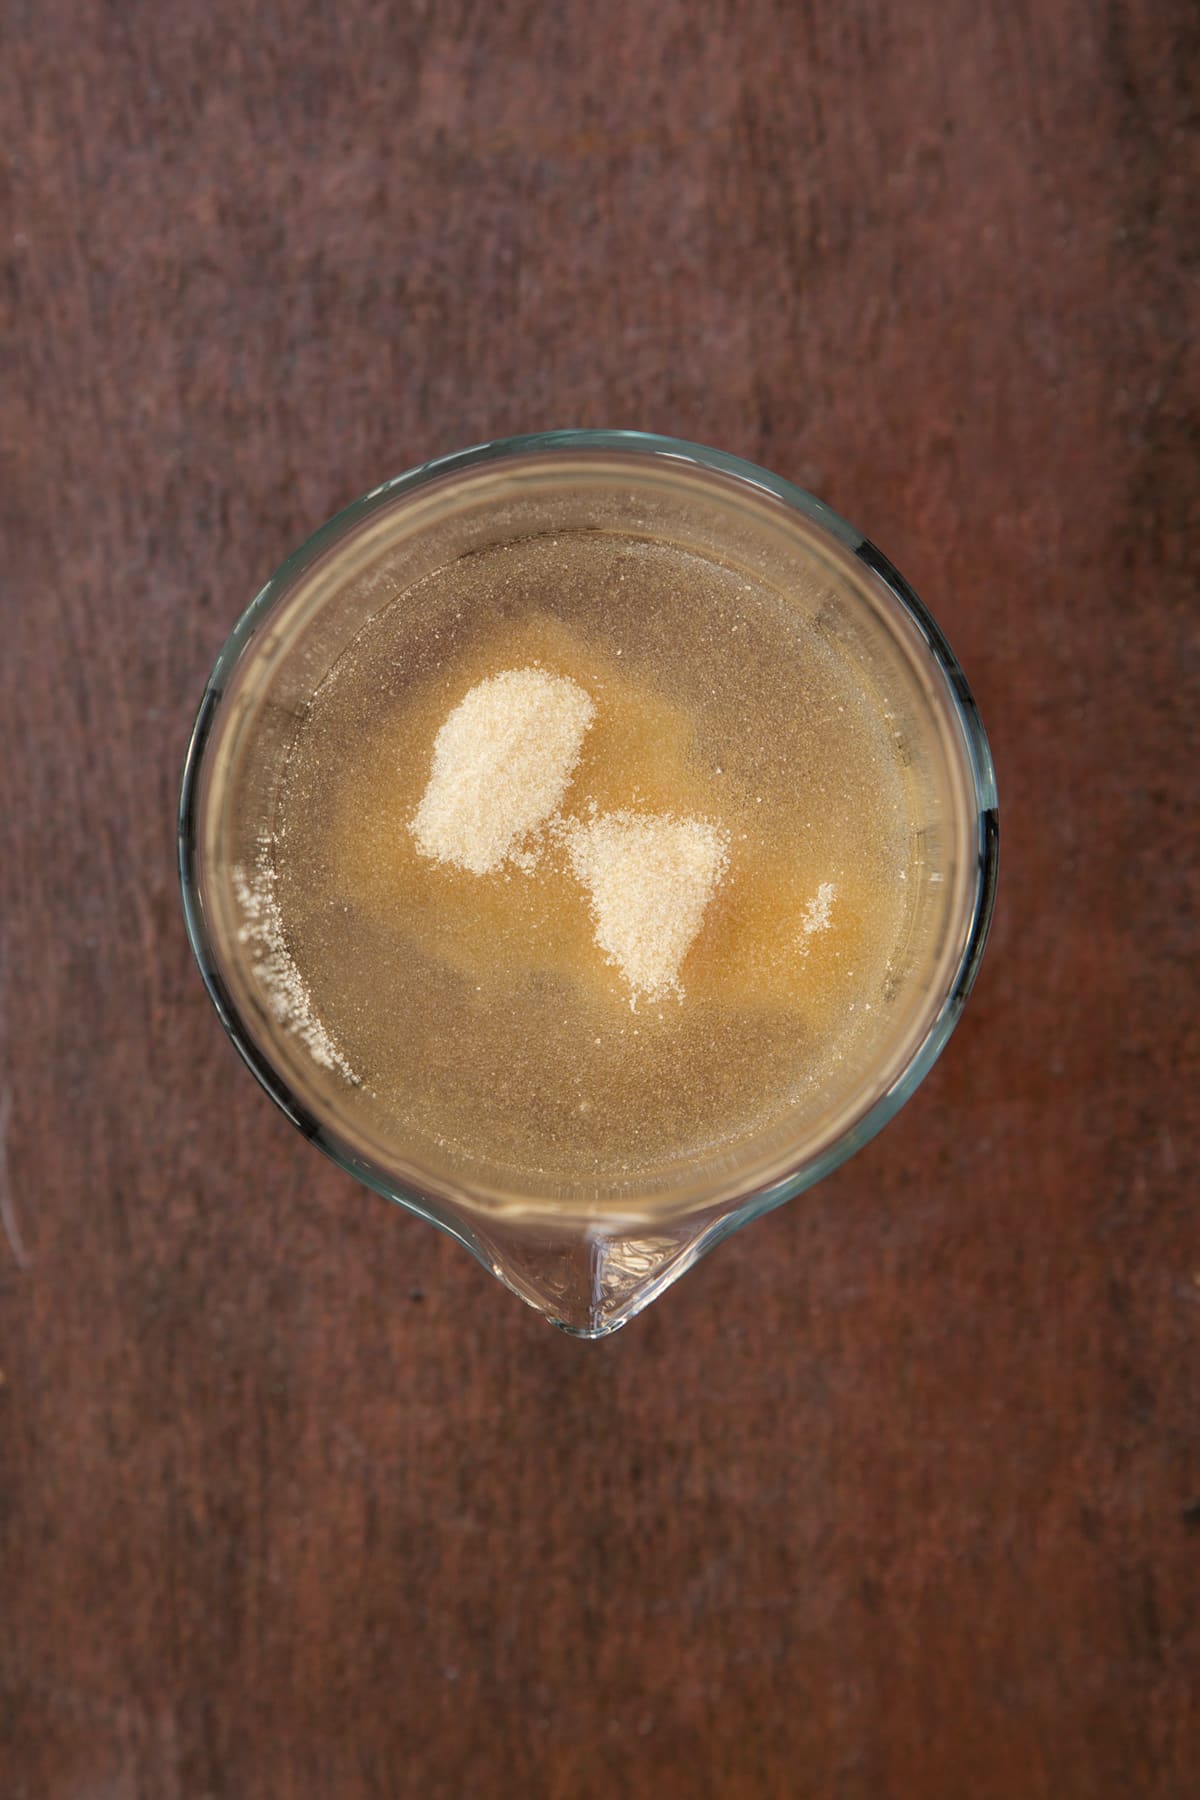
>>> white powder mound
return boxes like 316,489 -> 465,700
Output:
567,810 -> 729,1003
798,880 -> 837,947
410,668 -> 595,874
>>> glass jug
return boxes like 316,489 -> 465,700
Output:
179,432 -> 997,1337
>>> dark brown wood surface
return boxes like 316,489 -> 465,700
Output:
2,2 -> 1197,1794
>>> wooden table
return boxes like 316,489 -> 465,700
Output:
3,2 -> 1196,1794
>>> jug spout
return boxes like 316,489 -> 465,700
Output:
467,1212 -> 723,1337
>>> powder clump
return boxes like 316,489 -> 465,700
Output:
566,810 -> 729,1003
410,667 -> 595,874
798,880 -> 837,946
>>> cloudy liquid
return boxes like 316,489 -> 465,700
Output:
272,530 -> 916,1182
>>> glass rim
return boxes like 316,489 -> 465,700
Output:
179,429 -> 998,1238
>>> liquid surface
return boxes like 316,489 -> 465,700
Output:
273,531 -> 914,1181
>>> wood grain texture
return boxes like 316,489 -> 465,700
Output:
2,1 -> 1197,1794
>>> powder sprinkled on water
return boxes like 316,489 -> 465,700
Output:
798,880 -> 837,947
233,848 -> 358,1082
566,810 -> 729,1003
410,667 -> 595,874
267,530 -> 918,1183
